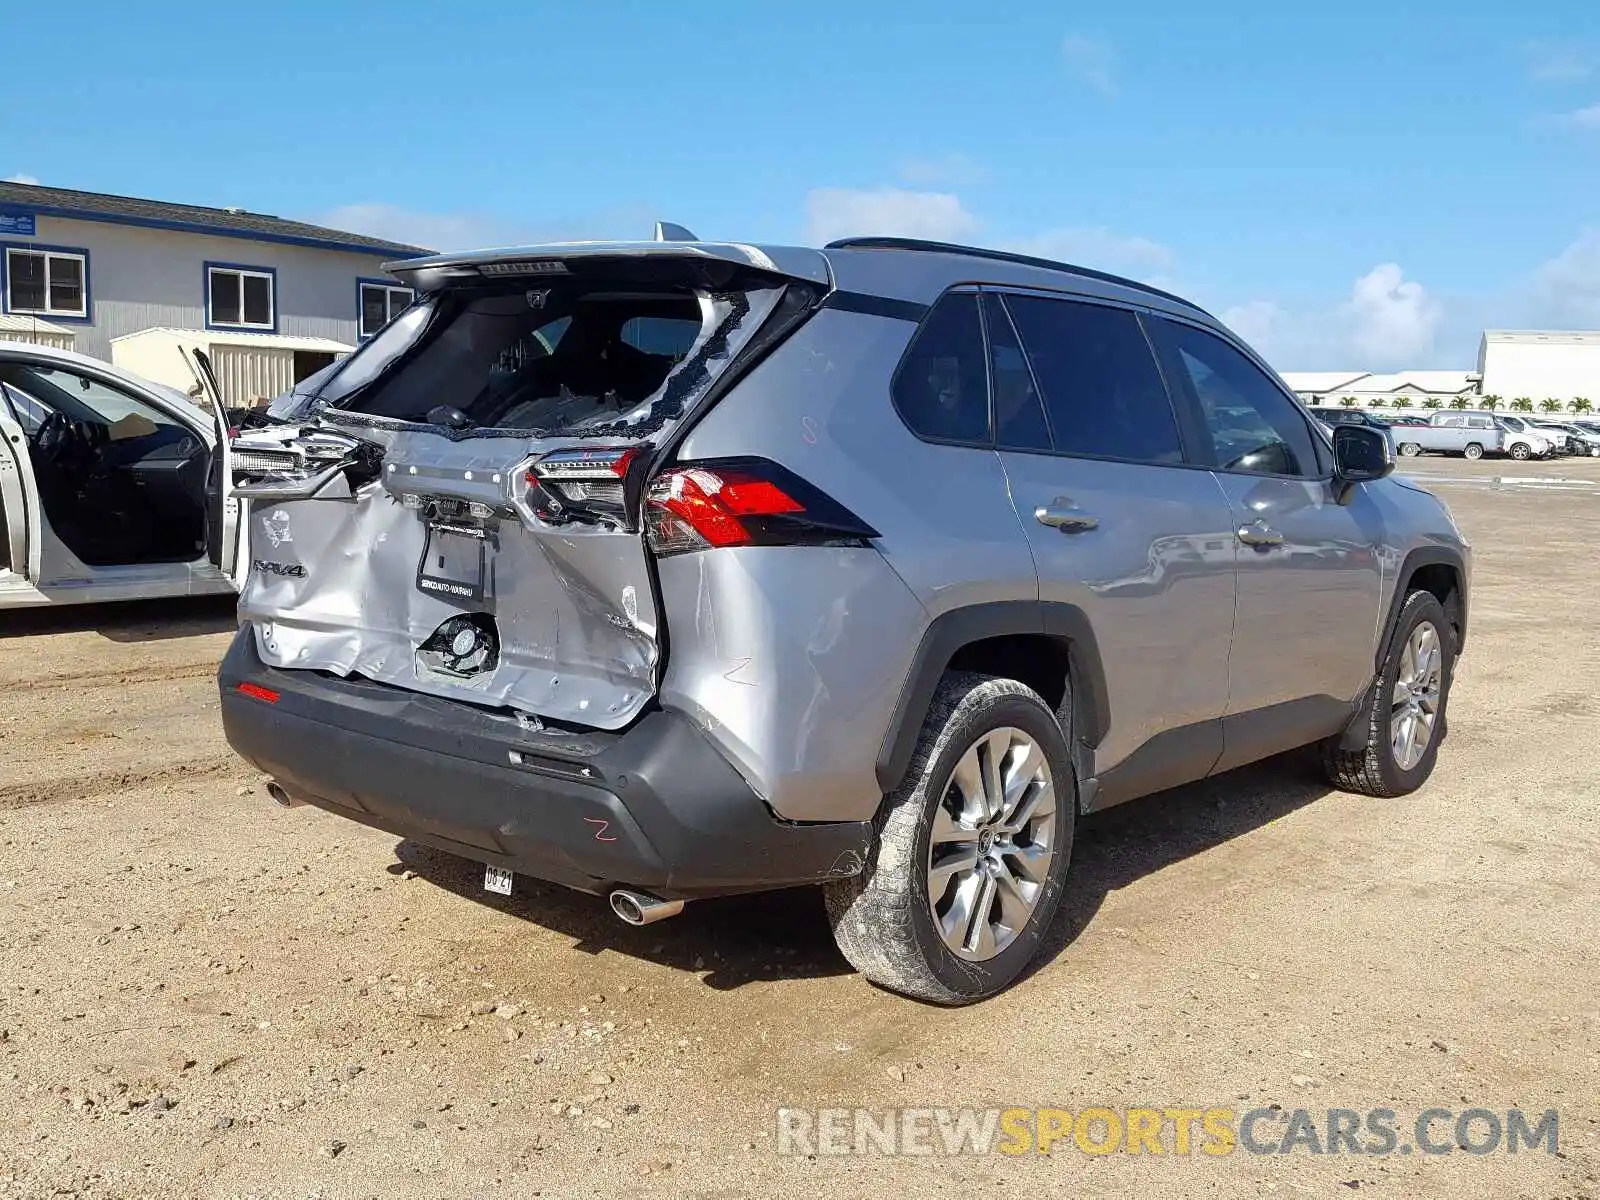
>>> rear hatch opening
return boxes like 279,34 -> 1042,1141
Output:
231,246 -> 825,731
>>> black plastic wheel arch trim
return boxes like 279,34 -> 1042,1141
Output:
874,600 -> 1109,795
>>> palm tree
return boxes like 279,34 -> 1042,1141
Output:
1511,397 -> 1534,412
1481,395 -> 1500,411
1339,395 -> 1357,408
1539,397 -> 1563,413
1570,397 -> 1593,415
1448,396 -> 1471,410
1367,398 -> 1385,408
1392,396 -> 1412,409
1421,397 -> 1442,409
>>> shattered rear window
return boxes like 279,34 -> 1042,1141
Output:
329,284 -> 762,438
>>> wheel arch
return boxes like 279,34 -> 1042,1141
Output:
1339,546 -> 1467,752
875,601 -> 1108,795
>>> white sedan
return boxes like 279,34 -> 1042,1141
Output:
0,343 -> 243,609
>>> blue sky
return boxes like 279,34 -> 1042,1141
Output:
4,0 -> 1598,369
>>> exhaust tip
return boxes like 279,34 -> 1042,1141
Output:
608,889 -> 684,926
265,780 -> 302,809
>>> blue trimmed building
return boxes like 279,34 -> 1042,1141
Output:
0,181 -> 427,398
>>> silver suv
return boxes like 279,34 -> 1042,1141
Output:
219,234 -> 1470,1004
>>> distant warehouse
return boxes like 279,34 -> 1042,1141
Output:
1477,330 -> 1600,404
0,181 -> 427,407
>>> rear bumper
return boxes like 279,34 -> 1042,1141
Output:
218,625 -> 871,900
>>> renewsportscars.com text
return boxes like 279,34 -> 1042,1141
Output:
775,1106 -> 1558,1158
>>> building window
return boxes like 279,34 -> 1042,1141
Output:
207,264 -> 275,330
359,281 -> 413,339
4,246 -> 88,318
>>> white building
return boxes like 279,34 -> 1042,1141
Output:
1477,331 -> 1600,405
1279,370 -> 1478,407
0,181 -> 426,406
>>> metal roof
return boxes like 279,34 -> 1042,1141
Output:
1280,371 -> 1371,392
110,327 -> 354,353
0,181 -> 427,257
1482,329 -> 1600,345
0,314 -> 75,335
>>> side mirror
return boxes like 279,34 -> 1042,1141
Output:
1331,424 -> 1394,501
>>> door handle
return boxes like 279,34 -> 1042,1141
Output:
1236,521 -> 1284,547
1035,504 -> 1099,533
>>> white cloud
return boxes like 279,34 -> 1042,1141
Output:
897,154 -> 988,187
1217,265 -> 1440,370
1220,300 -> 1286,349
1555,102 -> 1600,128
803,187 -> 980,245
4,173 -> 39,185
1062,34 -> 1117,95
1526,229 -> 1600,326
315,202 -> 655,253
1346,263 -> 1440,365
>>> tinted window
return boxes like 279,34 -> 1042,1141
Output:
1158,321 -> 1319,477
1001,295 -> 1183,464
893,293 -> 989,444
982,293 -> 1050,451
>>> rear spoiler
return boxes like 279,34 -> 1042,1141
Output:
384,241 -> 832,293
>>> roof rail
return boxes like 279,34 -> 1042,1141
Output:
822,236 -> 1200,312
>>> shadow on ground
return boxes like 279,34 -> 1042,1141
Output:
395,749 -> 1332,996
0,594 -> 237,642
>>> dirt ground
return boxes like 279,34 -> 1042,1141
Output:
2,456 -> 1597,1199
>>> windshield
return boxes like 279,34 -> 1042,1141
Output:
321,284 -> 736,436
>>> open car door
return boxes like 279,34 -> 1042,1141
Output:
0,384 -> 43,582
179,346 -> 243,586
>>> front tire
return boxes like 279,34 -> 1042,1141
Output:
1321,590 -> 1454,798
1509,442 -> 1532,461
825,673 -> 1075,1005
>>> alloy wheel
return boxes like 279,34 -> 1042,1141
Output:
1390,621 -> 1443,771
926,727 -> 1058,961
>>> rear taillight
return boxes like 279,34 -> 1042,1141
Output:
525,446 -> 639,522
644,457 -> 878,556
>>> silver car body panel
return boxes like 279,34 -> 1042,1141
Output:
999,453 -> 1238,774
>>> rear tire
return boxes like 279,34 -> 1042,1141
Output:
1463,442 -> 1483,460
1321,590 -> 1453,798
1398,442 -> 1422,457
824,672 -> 1075,1005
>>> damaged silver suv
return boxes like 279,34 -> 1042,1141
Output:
219,234 -> 1470,1004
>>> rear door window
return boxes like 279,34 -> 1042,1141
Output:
1000,294 -> 1185,464
892,292 -> 990,444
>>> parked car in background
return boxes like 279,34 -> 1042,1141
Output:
1307,407 -> 1394,443
1573,420 -> 1600,449
216,233 -> 1472,1003
1490,414 -> 1555,461
1386,413 -> 1431,427
1531,421 -> 1599,457
0,343 -> 243,608
1390,412 -> 1502,459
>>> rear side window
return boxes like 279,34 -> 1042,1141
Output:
1156,320 -> 1319,478
1001,294 -> 1184,464
892,293 -> 990,444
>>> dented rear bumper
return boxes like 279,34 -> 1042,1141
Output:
218,625 -> 870,900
